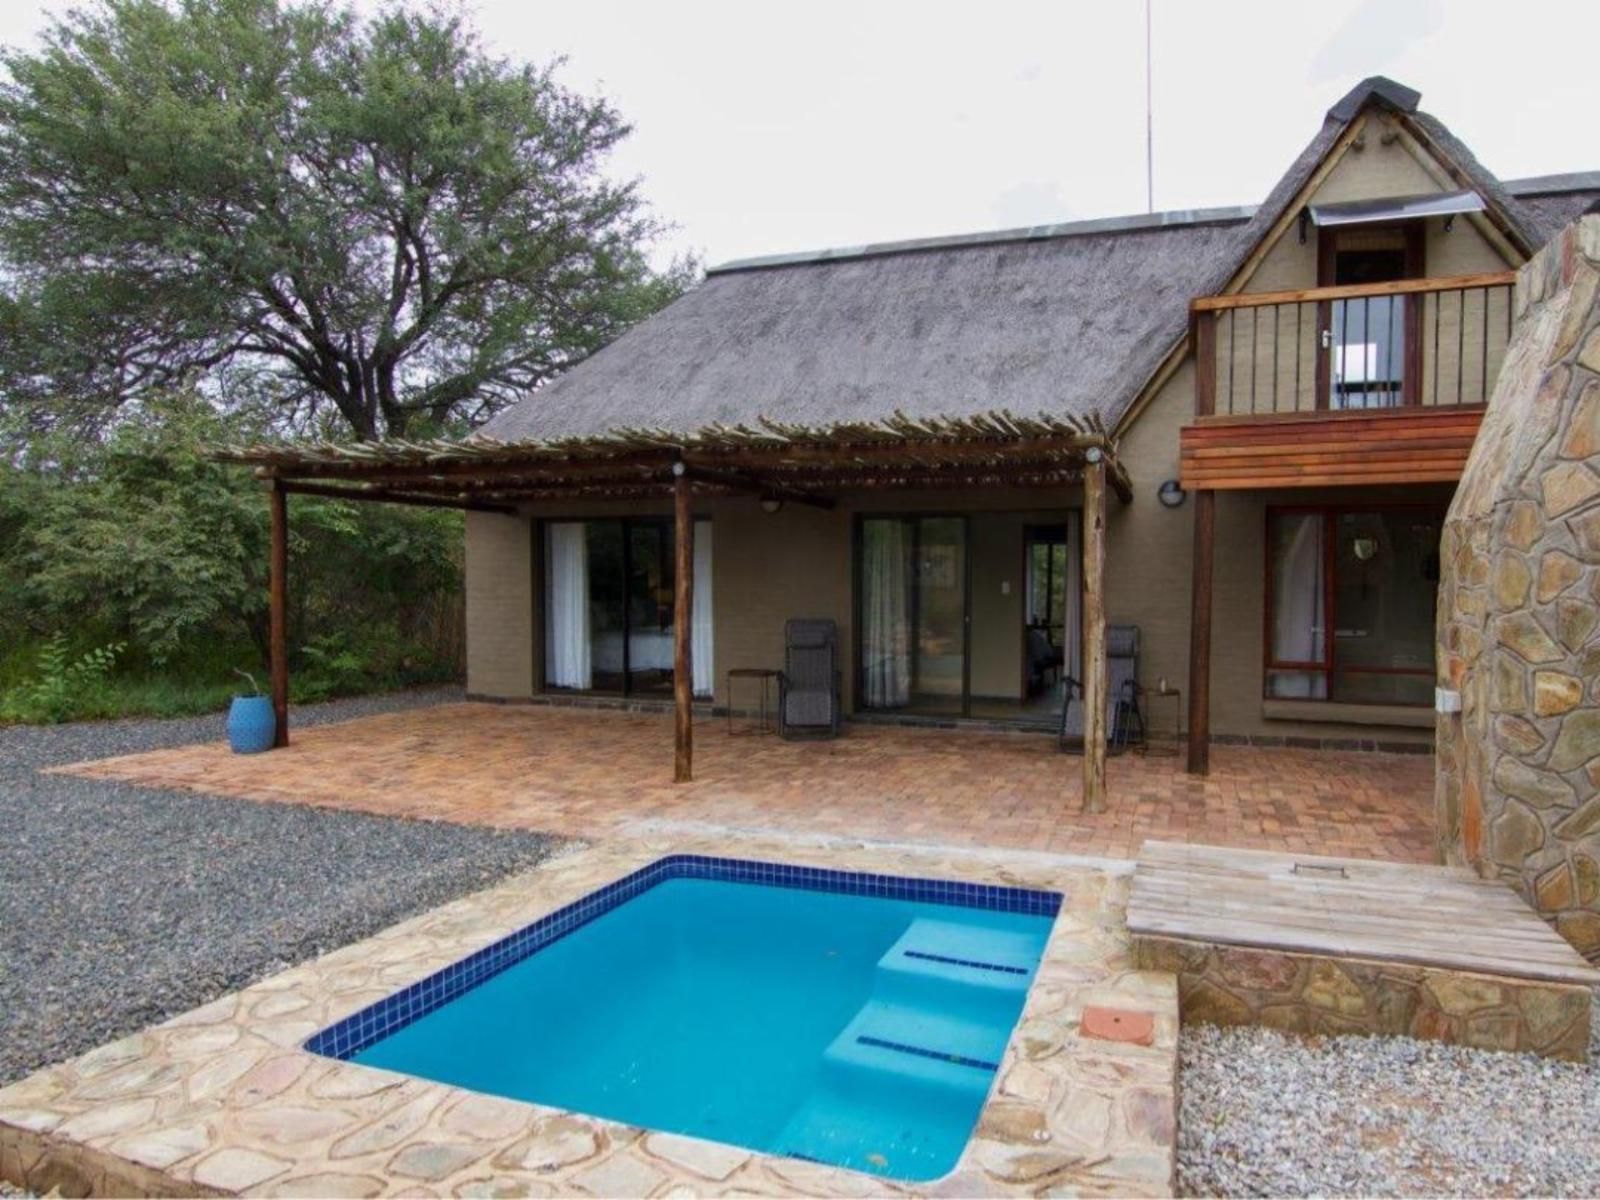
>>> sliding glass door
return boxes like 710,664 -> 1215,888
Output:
858,516 -> 967,716
544,518 -> 713,698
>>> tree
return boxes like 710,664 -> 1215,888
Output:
0,0 -> 692,441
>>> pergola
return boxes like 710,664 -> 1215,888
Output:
217,410 -> 1133,811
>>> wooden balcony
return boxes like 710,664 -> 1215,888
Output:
1179,272 -> 1514,490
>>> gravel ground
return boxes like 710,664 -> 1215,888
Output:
1178,993 -> 1600,1197
0,687 -> 562,1087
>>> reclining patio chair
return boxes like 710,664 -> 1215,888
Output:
1059,624 -> 1145,754
779,618 -> 842,740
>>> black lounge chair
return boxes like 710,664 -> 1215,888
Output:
779,618 -> 842,740
1059,624 -> 1145,753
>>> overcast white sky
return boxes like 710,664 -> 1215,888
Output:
3,0 -> 1597,268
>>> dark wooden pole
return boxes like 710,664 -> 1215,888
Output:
1187,309 -> 1217,775
268,479 -> 290,748
1186,490 -> 1215,774
673,466 -> 694,783
1081,455 -> 1107,813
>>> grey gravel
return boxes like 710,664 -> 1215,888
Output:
1178,992 -> 1600,1197
0,687 -> 562,1087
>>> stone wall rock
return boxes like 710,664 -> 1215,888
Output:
1438,216 -> 1600,963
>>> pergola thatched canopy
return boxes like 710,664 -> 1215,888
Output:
215,408 -> 1133,509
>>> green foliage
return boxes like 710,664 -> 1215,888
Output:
0,391 -> 464,723
0,0 -> 694,441
3,632 -> 126,722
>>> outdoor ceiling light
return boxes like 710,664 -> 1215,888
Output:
1157,479 -> 1187,508
760,496 -> 784,515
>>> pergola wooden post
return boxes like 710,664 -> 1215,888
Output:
1186,311 -> 1217,774
672,463 -> 695,783
1081,453 -> 1107,812
268,478 -> 290,748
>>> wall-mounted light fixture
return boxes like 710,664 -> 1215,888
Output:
1157,479 -> 1187,508
760,496 -> 784,515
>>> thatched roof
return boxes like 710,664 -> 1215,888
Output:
483,77 -> 1581,445
1505,172 -> 1600,242
483,211 -> 1250,445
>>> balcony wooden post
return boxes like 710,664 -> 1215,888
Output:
1186,490 -> 1215,774
673,464 -> 694,783
1081,454 -> 1107,812
268,478 -> 289,749
1186,310 -> 1216,775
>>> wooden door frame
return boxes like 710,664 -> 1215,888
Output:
1314,221 -> 1426,409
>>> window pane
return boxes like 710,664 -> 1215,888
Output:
912,517 -> 966,715
1267,670 -> 1328,699
585,521 -> 626,693
626,521 -> 674,696
1332,295 -> 1406,409
860,519 -> 913,710
1330,670 -> 1432,706
1332,511 -> 1439,701
1269,513 -> 1326,666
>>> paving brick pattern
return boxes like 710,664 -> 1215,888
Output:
58,703 -> 1436,862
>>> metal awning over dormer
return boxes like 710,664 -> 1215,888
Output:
1308,189 -> 1486,227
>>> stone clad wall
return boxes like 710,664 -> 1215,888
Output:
1436,217 -> 1600,962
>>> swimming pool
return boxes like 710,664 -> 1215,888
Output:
306,855 -> 1059,1183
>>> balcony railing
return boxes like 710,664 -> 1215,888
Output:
1191,271 -> 1517,419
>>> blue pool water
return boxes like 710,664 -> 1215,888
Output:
336,865 -> 1056,1182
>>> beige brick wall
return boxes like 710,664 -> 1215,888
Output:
707,498 -> 853,708
464,510 -> 535,699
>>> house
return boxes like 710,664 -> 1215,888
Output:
231,77 -> 1600,800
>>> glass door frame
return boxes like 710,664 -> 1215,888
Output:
537,513 -> 700,700
851,512 -> 972,718
1262,501 -> 1444,706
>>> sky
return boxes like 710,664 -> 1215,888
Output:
2,0 -> 1596,270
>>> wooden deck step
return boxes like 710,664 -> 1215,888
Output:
1128,841 -> 1599,1062
1129,841 -> 1599,986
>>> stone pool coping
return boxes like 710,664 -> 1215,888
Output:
0,834 -> 1178,1198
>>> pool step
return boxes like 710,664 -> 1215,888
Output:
774,919 -> 1044,1178
873,919 -> 1039,1024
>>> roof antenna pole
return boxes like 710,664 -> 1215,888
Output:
1144,0 -> 1154,214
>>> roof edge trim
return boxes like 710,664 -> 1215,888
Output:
706,204 -> 1257,275
1503,171 -> 1600,196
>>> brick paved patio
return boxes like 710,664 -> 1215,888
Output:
56,703 -> 1436,862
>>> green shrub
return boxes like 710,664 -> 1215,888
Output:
2,633 -> 126,722
0,391 -> 465,724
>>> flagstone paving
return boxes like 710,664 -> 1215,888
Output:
0,835 -> 1178,1198
57,702 -> 1437,863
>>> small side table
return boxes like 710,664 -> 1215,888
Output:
1143,686 -> 1182,757
726,668 -> 780,736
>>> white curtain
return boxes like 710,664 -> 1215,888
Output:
544,522 -> 592,690
692,520 -> 714,697
1063,514 -> 1083,684
1270,513 -> 1328,698
863,520 -> 911,708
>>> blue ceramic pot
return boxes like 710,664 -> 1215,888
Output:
227,695 -> 276,754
